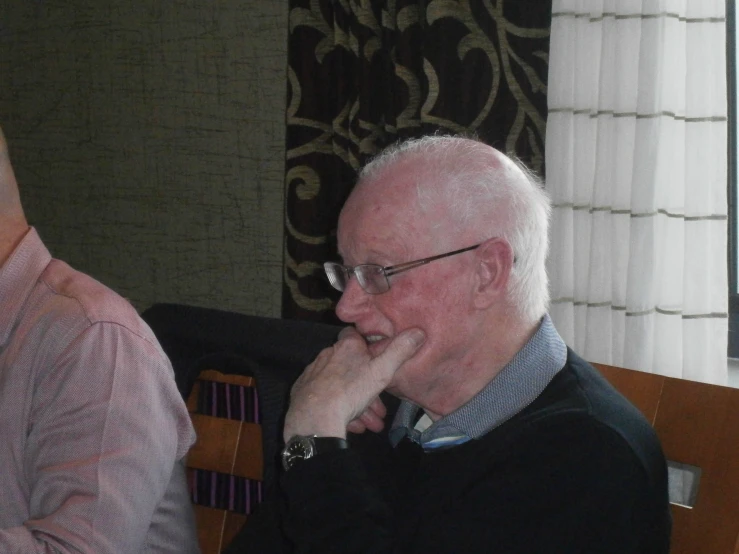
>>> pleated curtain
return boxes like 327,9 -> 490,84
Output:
546,0 -> 728,383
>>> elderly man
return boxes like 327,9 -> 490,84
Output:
0,126 -> 199,553
233,136 -> 671,553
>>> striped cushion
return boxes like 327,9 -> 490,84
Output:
189,379 -> 263,515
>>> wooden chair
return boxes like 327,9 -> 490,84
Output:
593,363 -> 739,554
185,369 -> 264,554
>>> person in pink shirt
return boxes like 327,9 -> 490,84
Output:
0,126 -> 200,553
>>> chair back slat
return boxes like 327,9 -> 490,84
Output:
188,416 -> 263,479
594,363 -> 739,554
198,370 -> 256,388
186,381 -> 201,412
192,504 -> 247,554
592,362 -> 664,424
185,369 -> 263,554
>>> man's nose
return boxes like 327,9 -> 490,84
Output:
335,274 -> 371,323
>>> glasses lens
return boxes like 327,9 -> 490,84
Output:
355,265 -> 389,294
324,262 -> 348,292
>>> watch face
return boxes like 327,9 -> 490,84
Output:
282,435 -> 316,471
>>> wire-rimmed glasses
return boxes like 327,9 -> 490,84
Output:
324,244 -> 481,295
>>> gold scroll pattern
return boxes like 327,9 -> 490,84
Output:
284,0 -> 551,321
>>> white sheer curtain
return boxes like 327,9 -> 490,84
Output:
546,0 -> 728,384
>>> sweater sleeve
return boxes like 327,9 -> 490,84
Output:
281,449 -> 396,554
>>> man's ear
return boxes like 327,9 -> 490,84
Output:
472,237 -> 514,309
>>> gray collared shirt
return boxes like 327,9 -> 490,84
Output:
389,314 -> 567,450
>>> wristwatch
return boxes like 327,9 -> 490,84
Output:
281,435 -> 349,471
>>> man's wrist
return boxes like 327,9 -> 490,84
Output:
281,435 -> 350,471
283,415 -> 348,442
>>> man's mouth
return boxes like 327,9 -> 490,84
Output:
364,334 -> 387,344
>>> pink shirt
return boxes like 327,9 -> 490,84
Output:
0,228 -> 199,553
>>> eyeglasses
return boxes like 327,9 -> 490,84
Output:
324,244 -> 481,295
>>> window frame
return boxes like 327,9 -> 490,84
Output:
727,0 -> 739,357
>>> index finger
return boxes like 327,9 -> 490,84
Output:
337,325 -> 363,342
368,328 -> 426,382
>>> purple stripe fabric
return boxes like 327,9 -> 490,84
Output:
188,379 -> 263,515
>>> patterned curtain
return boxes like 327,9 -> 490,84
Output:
283,0 -> 552,322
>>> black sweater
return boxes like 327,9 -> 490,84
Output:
228,350 -> 671,553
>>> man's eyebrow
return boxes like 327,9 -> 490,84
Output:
337,248 -> 391,266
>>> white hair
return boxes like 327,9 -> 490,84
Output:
359,135 -> 551,324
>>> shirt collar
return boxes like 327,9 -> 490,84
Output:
389,314 -> 567,450
0,228 -> 51,347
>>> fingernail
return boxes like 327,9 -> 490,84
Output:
337,326 -> 355,341
408,329 -> 426,347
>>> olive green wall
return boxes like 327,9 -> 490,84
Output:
0,1 -> 287,316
